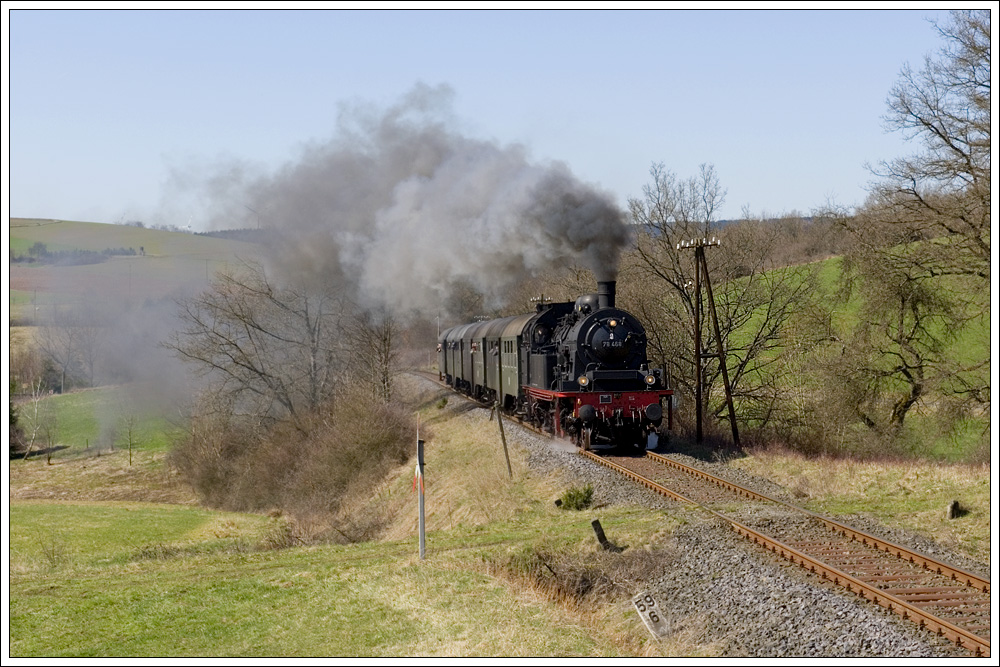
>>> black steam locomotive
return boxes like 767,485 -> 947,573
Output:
438,281 -> 673,450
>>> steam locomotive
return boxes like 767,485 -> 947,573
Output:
437,280 -> 673,450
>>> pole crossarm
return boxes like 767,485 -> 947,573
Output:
675,236 -> 722,251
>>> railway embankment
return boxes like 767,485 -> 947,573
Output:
9,372 -> 989,657
400,373 -> 988,657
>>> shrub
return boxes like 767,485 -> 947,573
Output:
489,544 -> 678,605
558,485 -> 593,511
168,385 -> 416,542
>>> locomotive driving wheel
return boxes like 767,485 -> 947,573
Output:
529,399 -> 553,433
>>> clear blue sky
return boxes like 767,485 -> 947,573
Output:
8,6 -> 965,227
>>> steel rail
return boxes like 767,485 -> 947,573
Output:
413,372 -> 989,655
644,451 -> 990,593
581,450 -> 990,657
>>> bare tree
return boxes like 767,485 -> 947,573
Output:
442,277 -> 488,323
841,249 -> 964,431
30,304 -> 113,391
9,384 -> 25,458
628,164 -> 815,430
830,10 -> 991,433
168,259 -> 350,427
351,306 -> 399,404
74,307 -> 111,387
119,411 -> 140,466
10,334 -> 45,396
821,201 -> 990,436
19,379 -> 55,460
864,9 -> 990,286
628,163 -> 726,396
36,313 -> 81,394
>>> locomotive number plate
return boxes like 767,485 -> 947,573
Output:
632,592 -> 669,637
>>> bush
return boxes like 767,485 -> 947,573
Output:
490,544 -> 678,605
558,485 -> 593,511
168,386 -> 416,541
9,395 -> 27,458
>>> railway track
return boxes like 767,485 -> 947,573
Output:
587,451 -> 991,657
412,370 -> 990,655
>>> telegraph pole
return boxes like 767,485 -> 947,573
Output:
677,237 -> 741,447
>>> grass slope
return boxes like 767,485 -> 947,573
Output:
716,255 -> 989,461
730,451 -> 991,562
9,218 -> 260,318
9,378 -> 687,657
16,385 -> 183,455
8,377 -> 990,657
7,220 -> 991,656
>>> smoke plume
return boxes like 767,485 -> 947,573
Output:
213,83 -> 630,316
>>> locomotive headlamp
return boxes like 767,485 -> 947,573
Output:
577,375 -> 590,387
608,319 -> 618,328
644,374 -> 657,386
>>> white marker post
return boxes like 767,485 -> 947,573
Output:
633,592 -> 669,638
416,417 -> 426,560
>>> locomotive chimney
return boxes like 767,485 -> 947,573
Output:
597,280 -> 616,309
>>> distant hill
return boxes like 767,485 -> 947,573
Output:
9,218 -> 264,318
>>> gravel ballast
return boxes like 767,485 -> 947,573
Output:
420,378 -> 982,658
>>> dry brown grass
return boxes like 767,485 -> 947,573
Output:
476,538 -> 722,657
356,376 -> 561,541
732,446 -> 992,563
9,448 -> 198,505
335,376 -> 715,656
27,372 -> 985,656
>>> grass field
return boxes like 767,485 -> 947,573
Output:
730,449 -> 992,562
7,217 -> 992,657
9,218 -> 259,320
9,505 -> 660,657
15,384 -> 184,456
9,218 -> 253,259
9,381 -> 691,657
9,376 -> 990,657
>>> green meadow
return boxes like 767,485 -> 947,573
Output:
15,385 -> 183,455
9,218 -> 260,319
715,255 -> 989,461
9,377 -> 988,657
